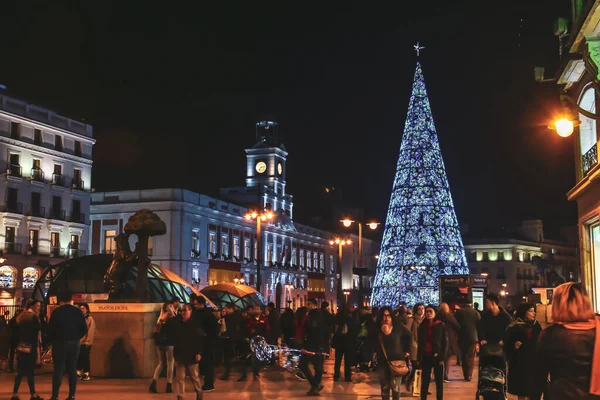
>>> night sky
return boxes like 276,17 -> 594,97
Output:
0,1 -> 576,233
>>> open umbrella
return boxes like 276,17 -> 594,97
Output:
201,282 -> 266,310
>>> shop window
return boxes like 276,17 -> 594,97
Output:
22,267 -> 39,289
0,266 -> 16,288
104,229 -> 116,254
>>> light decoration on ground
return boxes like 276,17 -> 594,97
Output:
371,62 -> 469,308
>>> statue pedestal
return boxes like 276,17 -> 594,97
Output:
88,302 -> 162,378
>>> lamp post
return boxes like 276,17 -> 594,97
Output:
329,237 -> 351,308
244,208 -> 274,293
340,219 -> 380,307
285,282 -> 294,309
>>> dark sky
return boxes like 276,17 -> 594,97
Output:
0,1 -> 576,232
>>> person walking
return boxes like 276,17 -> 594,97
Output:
417,305 -> 448,400
149,302 -> 177,393
454,302 -> 480,381
405,303 -> 425,392
437,302 -> 460,382
299,298 -> 325,396
376,306 -> 412,400
292,307 -> 308,381
48,292 -> 88,400
173,303 -> 204,400
477,293 -> 512,369
242,305 -> 270,380
10,299 -> 43,400
76,303 -> 95,382
532,282 -> 600,400
8,309 -> 21,373
332,307 -> 354,382
505,303 -> 542,400
218,304 -> 242,381
192,296 -> 217,392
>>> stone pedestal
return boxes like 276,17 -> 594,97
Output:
88,302 -> 162,378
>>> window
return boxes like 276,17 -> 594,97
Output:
22,267 -> 39,289
28,230 -> 39,254
6,187 -> 18,212
51,196 -> 62,219
53,164 -> 62,175
73,169 -> 82,189
233,236 -> 240,258
74,141 -> 82,157
104,229 -> 116,254
70,234 -> 79,251
580,87 -> 597,157
71,199 -> 81,222
5,227 -> 15,253
330,255 -> 334,273
254,240 -> 257,260
54,135 -> 63,151
10,122 -> 19,139
192,268 -> 199,284
0,266 -> 16,288
300,250 -> 304,267
221,233 -> 229,257
267,244 -> 273,262
313,252 -> 318,270
291,248 -> 297,266
320,254 -> 325,271
191,230 -> 200,256
8,154 -> 21,177
51,232 -> 61,256
244,238 -> 251,260
34,129 -> 43,145
148,237 -> 153,256
32,159 -> 40,170
209,231 -> 217,254
307,251 -> 312,268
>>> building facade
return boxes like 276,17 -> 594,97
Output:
90,121 -> 378,310
464,220 -> 578,307
0,93 -> 94,305
552,0 -> 600,312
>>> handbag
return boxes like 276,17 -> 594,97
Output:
17,342 -> 32,354
378,333 -> 409,376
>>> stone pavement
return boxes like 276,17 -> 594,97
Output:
0,356 -> 518,399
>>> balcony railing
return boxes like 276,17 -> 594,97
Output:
4,242 -> 22,254
72,179 -> 84,190
6,163 -> 22,178
25,244 -> 39,255
1,203 -> 23,214
28,206 -> 45,218
68,249 -> 86,258
583,144 -> 598,176
30,168 -> 44,182
52,173 -> 65,187
69,212 -> 86,224
49,209 -> 66,221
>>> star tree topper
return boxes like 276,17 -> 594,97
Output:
414,42 -> 425,57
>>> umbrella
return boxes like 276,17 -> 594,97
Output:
201,282 -> 266,310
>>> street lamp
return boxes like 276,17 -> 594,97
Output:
329,237 -> 351,307
343,290 -> 350,305
233,274 -> 245,285
285,282 -> 294,308
340,218 -> 380,306
244,208 -> 274,292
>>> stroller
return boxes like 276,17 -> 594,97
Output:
476,344 -> 506,400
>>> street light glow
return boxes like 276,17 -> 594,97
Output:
554,118 -> 574,137
329,240 -> 335,245
341,219 -> 353,227
367,222 -> 380,230
335,238 -> 341,244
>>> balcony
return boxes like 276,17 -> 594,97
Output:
1,203 -> 23,214
4,242 -> 22,254
49,209 -> 66,221
583,144 -> 598,176
69,212 -> 86,224
72,179 -> 84,190
50,246 -> 65,258
68,249 -> 87,258
24,244 -> 39,256
28,206 -> 45,218
6,163 -> 22,178
52,173 -> 66,187
30,168 -> 44,182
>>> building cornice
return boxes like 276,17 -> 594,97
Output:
0,136 -> 93,166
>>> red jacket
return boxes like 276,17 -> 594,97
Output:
245,315 -> 270,338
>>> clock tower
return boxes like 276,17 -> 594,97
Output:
220,120 -> 294,219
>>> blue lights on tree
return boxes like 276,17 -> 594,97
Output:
371,62 -> 469,308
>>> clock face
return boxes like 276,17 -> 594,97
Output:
255,161 -> 267,174
277,162 -> 282,175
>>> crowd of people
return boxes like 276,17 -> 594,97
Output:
0,281 -> 598,400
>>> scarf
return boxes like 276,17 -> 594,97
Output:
556,316 -> 600,395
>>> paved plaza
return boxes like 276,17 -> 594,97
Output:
0,356 -> 518,400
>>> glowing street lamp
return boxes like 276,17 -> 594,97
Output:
330,237 -> 351,306
244,208 -> 274,292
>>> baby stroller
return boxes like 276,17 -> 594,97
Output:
476,344 -> 506,400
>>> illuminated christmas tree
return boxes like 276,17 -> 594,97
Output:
371,62 -> 469,307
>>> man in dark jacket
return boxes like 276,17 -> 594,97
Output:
266,302 -> 281,345
193,295 -> 217,392
477,294 -> 513,347
219,304 -> 242,381
455,303 -> 481,381
299,298 -> 326,396
48,292 -> 88,400
7,310 -> 20,372
174,303 -> 204,400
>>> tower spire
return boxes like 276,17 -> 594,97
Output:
371,62 -> 468,307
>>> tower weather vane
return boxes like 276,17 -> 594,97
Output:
414,42 -> 425,57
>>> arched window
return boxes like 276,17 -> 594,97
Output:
0,266 -> 16,288
579,87 -> 597,156
22,267 -> 40,289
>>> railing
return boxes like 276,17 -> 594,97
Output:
6,163 -> 22,178
68,249 -> 86,258
30,168 -> 44,182
4,242 -> 22,254
28,206 -> 45,218
69,212 -> 86,224
50,246 -> 64,258
1,202 -> 23,214
0,305 -> 22,320
52,173 -> 65,187
72,179 -> 84,190
24,244 -> 39,255
583,144 -> 598,176
49,209 -> 66,221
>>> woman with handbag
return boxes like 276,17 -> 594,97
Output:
11,299 -> 43,400
376,306 -> 412,400
149,301 -> 177,394
417,305 -> 448,400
